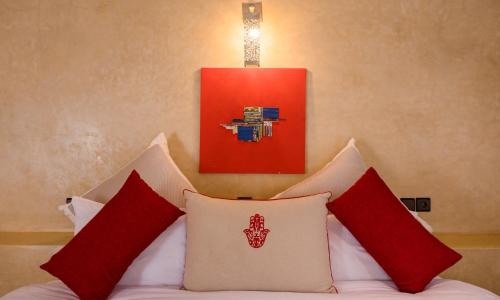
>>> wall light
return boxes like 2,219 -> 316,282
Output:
242,1 -> 262,67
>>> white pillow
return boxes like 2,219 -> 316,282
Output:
71,196 -> 101,233
82,133 -> 196,208
68,196 -> 186,286
272,138 -> 367,200
328,215 -> 389,280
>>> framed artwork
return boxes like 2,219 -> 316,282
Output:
199,68 -> 306,173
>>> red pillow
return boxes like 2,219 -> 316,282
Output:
327,167 -> 461,293
40,170 -> 184,300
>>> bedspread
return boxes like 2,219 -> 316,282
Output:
2,278 -> 498,299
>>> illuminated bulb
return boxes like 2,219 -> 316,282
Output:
248,5 -> 255,13
248,27 -> 260,39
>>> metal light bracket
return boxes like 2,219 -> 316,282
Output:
243,1 -> 263,67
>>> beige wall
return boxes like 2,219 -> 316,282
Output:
0,0 -> 499,296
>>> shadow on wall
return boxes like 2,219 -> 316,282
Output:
164,69 -> 201,191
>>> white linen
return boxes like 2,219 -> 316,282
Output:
2,279 -> 498,300
71,196 -> 102,233
328,215 -> 389,280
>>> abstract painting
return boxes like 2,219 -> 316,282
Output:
200,68 -> 306,173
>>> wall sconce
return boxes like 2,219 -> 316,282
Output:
242,1 -> 262,67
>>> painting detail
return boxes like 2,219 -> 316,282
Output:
220,107 -> 281,142
243,214 -> 270,249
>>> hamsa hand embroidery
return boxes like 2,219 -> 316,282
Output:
243,214 -> 270,248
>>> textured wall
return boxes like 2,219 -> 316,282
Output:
1,0 -> 499,233
0,0 -> 499,295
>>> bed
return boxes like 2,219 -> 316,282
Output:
3,135 -> 497,299
2,279 -> 498,300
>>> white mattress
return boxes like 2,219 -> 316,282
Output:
2,279 -> 498,300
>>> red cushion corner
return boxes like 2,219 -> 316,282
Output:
40,170 -> 184,300
326,167 -> 462,293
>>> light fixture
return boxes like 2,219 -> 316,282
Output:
242,1 -> 262,67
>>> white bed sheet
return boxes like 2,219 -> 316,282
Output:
2,279 -> 498,300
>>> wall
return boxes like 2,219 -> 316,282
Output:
0,0 -> 499,295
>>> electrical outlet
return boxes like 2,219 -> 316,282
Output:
416,197 -> 431,212
400,198 -> 416,211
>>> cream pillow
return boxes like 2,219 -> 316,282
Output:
272,138 -> 367,200
183,191 -> 334,293
82,133 -> 196,207
272,138 -> 432,229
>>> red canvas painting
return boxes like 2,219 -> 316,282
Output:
199,68 -> 306,173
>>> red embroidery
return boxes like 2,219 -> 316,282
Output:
243,214 -> 270,248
